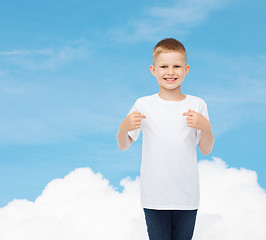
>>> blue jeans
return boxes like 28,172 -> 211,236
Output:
143,208 -> 197,240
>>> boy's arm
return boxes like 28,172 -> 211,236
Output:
183,109 -> 214,155
116,126 -> 133,151
116,111 -> 146,151
198,121 -> 215,155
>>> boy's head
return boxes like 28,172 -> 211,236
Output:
150,38 -> 189,92
152,38 -> 187,66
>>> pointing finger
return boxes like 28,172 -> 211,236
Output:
183,112 -> 193,116
188,109 -> 196,114
135,113 -> 146,119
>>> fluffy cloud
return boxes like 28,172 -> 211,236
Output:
0,169 -> 147,240
0,157 -> 266,240
195,157 -> 266,239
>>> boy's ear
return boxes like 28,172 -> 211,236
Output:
150,65 -> 156,77
185,64 -> 190,76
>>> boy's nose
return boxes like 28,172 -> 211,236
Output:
168,68 -> 174,74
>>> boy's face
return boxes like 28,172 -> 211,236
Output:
150,51 -> 189,92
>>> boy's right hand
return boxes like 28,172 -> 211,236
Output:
120,111 -> 147,132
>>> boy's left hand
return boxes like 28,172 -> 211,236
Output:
183,109 -> 210,131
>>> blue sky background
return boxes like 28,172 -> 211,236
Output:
0,0 -> 266,207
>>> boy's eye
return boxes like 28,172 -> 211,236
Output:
174,65 -> 181,68
160,66 -> 167,68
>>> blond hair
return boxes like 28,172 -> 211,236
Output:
153,38 -> 187,65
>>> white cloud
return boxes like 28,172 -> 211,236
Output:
195,157 -> 266,239
0,157 -> 266,239
108,0 -> 236,42
0,168 -> 148,240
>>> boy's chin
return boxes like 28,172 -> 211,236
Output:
163,82 -> 182,88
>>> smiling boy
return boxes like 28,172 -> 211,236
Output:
116,38 -> 214,240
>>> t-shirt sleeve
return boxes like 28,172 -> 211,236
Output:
196,99 -> 209,145
126,99 -> 141,141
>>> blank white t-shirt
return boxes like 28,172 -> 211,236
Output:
127,93 -> 209,210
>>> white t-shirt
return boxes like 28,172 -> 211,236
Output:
127,93 -> 209,210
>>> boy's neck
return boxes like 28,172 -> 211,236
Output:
158,88 -> 186,102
